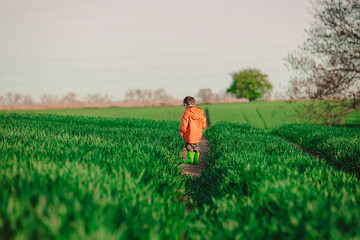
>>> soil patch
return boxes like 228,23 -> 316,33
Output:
180,136 -> 209,177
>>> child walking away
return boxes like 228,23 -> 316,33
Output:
179,96 -> 206,164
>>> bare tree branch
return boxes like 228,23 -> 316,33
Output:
287,0 -> 360,125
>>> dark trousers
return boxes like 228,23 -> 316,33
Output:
185,142 -> 200,153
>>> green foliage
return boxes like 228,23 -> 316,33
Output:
0,114 -> 193,239
273,124 -> 360,178
187,122 -> 360,239
226,68 -> 273,101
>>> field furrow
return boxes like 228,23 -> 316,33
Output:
273,124 -> 360,178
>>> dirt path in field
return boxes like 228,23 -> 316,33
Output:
180,109 -> 210,177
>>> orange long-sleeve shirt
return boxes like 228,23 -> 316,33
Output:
180,106 -> 206,143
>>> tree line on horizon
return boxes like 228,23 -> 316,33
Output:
0,92 -> 112,106
0,87 -> 253,106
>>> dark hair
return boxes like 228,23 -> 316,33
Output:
183,96 -> 195,105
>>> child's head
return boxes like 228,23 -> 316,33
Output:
183,96 -> 195,107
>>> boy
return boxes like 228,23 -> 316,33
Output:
179,96 -> 206,164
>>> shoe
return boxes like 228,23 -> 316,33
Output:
193,152 -> 200,164
183,152 -> 195,164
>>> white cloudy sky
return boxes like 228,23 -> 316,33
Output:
0,0 -> 313,101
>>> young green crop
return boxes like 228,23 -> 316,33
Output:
203,101 -> 299,130
273,124 -> 360,177
186,122 -> 360,239
0,114 -> 193,239
1,105 -> 184,121
2,112 -> 359,239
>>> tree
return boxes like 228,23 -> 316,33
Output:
153,88 -> 171,102
22,95 -> 33,104
226,68 -> 273,101
286,0 -> 360,125
40,94 -> 59,104
62,92 -> 78,103
124,88 -> 173,103
5,92 -> 23,105
197,88 -> 214,103
0,93 -> 34,105
84,93 -> 112,103
0,95 -> 4,105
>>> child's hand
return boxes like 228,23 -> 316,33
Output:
178,132 -> 183,137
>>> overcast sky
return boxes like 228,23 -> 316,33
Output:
0,0 -> 313,101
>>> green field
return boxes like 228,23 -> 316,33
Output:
273,124 -> 360,177
0,114 -> 193,239
205,101 -> 299,129
1,102 -> 359,239
5,101 -> 358,129
197,123 -> 360,239
2,105 -> 184,121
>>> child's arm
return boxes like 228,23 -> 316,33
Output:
179,112 -> 189,136
202,116 -> 206,129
